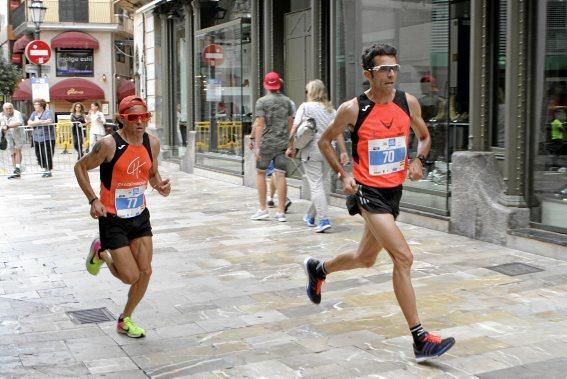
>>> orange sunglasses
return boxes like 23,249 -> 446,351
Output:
121,112 -> 151,122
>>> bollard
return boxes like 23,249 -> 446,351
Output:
181,131 -> 196,174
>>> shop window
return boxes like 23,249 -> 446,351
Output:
194,18 -> 252,175
333,0 -> 470,216
55,49 -> 94,77
531,0 -> 567,232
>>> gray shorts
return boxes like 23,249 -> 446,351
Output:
6,128 -> 25,150
257,150 -> 287,173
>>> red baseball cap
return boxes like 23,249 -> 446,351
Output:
119,95 -> 147,113
263,72 -> 281,90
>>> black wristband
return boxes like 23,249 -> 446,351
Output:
416,154 -> 426,165
88,197 -> 98,205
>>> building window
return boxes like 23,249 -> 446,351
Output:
531,0 -> 567,231
55,49 -> 94,77
333,0 -> 470,216
59,0 -> 88,23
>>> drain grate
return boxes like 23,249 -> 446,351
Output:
486,262 -> 543,276
66,307 -> 115,324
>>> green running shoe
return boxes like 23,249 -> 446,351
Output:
117,316 -> 146,338
86,237 -> 104,276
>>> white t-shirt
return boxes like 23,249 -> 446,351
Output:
88,111 -> 106,135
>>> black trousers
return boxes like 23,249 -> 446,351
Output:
35,140 -> 56,170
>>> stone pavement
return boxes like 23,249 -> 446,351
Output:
1,163 -> 567,378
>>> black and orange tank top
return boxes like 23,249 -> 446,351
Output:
99,132 -> 153,218
351,90 -> 411,188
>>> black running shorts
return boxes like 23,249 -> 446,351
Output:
346,184 -> 403,220
98,208 -> 153,251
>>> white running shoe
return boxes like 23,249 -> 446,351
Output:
250,209 -> 270,220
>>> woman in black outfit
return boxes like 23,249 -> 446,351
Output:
70,102 -> 86,160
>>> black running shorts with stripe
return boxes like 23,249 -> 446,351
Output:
346,184 -> 403,220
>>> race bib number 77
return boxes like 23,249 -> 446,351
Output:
368,136 -> 407,176
115,186 -> 146,218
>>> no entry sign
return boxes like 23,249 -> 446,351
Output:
202,44 -> 224,67
25,40 -> 52,65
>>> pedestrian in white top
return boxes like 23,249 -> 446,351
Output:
286,79 -> 349,232
87,102 -> 105,152
1,102 -> 25,179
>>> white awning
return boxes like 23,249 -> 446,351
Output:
135,0 -> 170,14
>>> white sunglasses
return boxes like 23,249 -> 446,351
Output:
368,64 -> 400,73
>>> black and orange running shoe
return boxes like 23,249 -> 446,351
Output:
413,333 -> 455,363
303,257 -> 325,304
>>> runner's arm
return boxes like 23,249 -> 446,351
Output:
74,137 -> 114,216
148,135 -> 171,197
407,93 -> 431,181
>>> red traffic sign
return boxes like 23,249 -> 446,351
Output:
25,40 -> 52,65
202,44 -> 224,67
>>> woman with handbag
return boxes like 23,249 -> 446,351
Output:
286,79 -> 349,232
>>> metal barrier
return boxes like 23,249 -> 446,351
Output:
0,123 -> 79,177
194,121 -> 242,153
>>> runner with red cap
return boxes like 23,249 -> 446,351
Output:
74,95 -> 171,338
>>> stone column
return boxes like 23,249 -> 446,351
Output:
501,0 -> 529,207
263,0 -> 273,71
468,0 -> 490,151
251,0 -> 262,101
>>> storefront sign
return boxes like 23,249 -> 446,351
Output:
56,49 -> 94,77
31,77 -> 50,102
206,79 -> 222,102
25,40 -> 52,65
202,44 -> 224,66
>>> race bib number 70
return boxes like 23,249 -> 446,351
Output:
368,136 -> 407,176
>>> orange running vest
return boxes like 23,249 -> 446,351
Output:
99,132 -> 153,217
351,90 -> 411,188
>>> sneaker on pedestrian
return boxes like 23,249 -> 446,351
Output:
117,316 -> 145,338
86,237 -> 104,276
303,214 -> 316,227
274,212 -> 286,222
303,257 -> 325,304
42,171 -> 52,178
267,198 -> 275,208
285,198 -> 292,213
7,168 -> 21,179
250,209 -> 270,220
413,333 -> 455,363
315,219 -> 332,233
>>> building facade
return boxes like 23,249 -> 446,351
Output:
2,0 -> 134,119
118,0 -> 567,252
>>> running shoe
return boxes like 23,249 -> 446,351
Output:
117,316 -> 145,338
303,215 -> 316,227
303,257 -> 325,304
86,237 -> 104,276
274,212 -> 286,222
250,209 -> 270,220
315,219 -> 332,233
413,333 -> 455,363
285,198 -> 292,213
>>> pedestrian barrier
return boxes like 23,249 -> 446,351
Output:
194,121 -> 242,153
0,123 -> 78,177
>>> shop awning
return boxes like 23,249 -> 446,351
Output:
117,79 -> 135,101
11,79 -> 32,101
50,78 -> 105,101
13,35 -> 31,53
51,31 -> 99,49
11,53 -> 22,64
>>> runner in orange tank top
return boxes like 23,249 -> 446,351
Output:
74,95 -> 171,338
303,43 -> 456,363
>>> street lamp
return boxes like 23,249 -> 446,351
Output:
28,0 -> 47,78
28,0 -> 47,40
